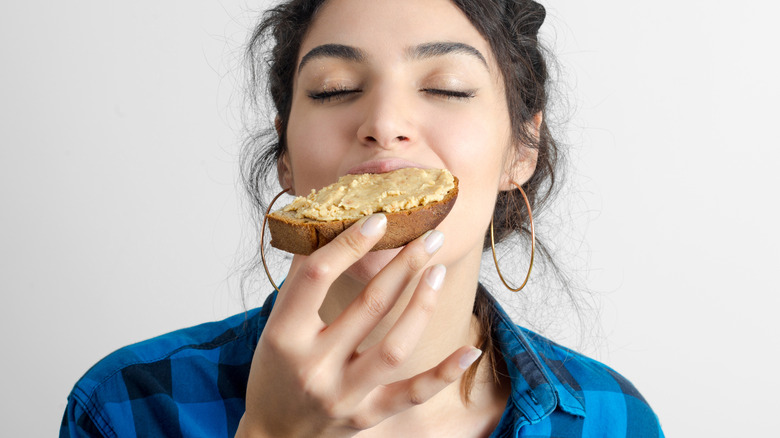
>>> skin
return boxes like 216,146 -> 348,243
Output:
237,0 -> 539,436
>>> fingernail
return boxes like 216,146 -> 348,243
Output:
423,230 -> 444,254
424,264 -> 446,291
459,348 -> 482,370
360,214 -> 387,237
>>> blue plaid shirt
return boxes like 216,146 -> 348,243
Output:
61,286 -> 664,437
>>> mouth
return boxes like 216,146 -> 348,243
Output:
346,158 -> 431,175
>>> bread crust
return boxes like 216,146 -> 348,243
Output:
267,176 -> 459,255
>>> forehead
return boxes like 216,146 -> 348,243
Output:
299,0 -> 496,68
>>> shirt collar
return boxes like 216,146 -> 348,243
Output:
481,284 -> 586,435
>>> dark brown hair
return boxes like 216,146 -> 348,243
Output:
241,0 -> 563,402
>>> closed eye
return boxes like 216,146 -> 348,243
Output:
421,88 -> 476,100
307,87 -> 362,103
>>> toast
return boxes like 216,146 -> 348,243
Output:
266,168 -> 458,255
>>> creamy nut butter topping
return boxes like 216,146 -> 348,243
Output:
281,168 -> 455,221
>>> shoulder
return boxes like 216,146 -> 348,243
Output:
481,286 -> 663,436
60,296 -> 275,438
519,327 -> 665,437
74,306 -> 265,399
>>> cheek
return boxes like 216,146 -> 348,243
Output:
432,111 -> 508,193
427,108 -> 511,245
430,98 -> 510,164
285,107 -> 354,193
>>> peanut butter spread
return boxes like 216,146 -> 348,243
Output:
282,168 -> 455,221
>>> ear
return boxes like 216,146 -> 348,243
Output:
276,151 -> 295,195
499,112 -> 542,191
274,115 -> 296,194
274,115 -> 283,138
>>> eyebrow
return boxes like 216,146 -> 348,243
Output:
298,44 -> 366,74
297,41 -> 489,75
406,42 -> 488,70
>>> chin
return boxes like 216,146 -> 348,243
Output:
344,247 -> 405,284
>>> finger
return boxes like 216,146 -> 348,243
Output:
324,229 -> 445,355
272,213 -> 388,324
357,347 -> 482,426
345,264 -> 446,393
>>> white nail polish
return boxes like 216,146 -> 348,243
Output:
459,348 -> 482,370
425,264 -> 446,290
423,230 -> 444,254
360,214 -> 387,237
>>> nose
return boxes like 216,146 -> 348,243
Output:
356,86 -> 414,149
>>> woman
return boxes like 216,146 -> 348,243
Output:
61,0 -> 664,436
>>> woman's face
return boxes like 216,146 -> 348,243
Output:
282,0 -> 530,280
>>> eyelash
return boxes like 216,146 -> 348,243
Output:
307,87 -> 476,102
307,87 -> 361,103
420,88 -> 476,100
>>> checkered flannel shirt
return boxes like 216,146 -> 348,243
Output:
61,286 -> 664,437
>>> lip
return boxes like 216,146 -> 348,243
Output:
346,158 -> 431,175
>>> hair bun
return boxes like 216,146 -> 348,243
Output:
512,0 -> 546,37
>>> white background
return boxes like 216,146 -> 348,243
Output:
1,1 -> 778,436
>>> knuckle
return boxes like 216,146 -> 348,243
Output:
360,287 -> 388,319
260,327 -> 286,353
300,261 -> 331,283
336,229 -> 369,258
297,365 -> 328,397
434,365 -> 460,384
407,386 -> 428,406
378,343 -> 406,369
416,294 -> 437,318
402,252 -> 428,274
296,368 -> 350,419
348,413 -> 377,430
320,397 -> 347,420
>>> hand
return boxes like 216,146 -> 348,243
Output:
235,214 -> 481,438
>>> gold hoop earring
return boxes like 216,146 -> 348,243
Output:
261,187 -> 291,294
490,181 -> 535,292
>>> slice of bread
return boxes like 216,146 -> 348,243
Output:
267,169 -> 458,255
